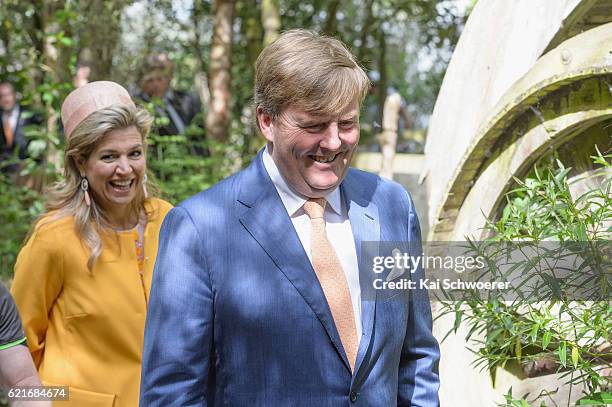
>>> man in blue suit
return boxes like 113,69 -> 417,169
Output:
140,29 -> 440,406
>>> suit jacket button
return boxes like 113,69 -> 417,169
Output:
350,391 -> 358,403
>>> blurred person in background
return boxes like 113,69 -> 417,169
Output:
135,53 -> 202,137
0,82 -> 42,176
11,81 -> 173,406
73,64 -> 91,89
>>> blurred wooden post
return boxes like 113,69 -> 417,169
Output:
206,0 -> 234,144
261,0 -> 280,46
42,1 -> 72,173
377,92 -> 401,180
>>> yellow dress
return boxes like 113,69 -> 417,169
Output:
11,198 -> 173,407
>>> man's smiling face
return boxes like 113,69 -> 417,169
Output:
258,103 -> 360,198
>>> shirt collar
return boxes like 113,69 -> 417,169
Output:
262,145 -> 342,217
3,106 -> 17,116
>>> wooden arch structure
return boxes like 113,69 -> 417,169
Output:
424,1 -> 611,405
425,1 -> 612,242
447,23 -> 611,240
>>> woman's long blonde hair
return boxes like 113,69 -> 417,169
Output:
36,104 -> 157,270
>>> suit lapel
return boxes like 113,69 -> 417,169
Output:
0,113 -> 6,148
341,172 -> 380,376
237,152 -> 352,371
14,108 -> 23,144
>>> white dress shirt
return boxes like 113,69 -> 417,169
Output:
263,147 -> 363,339
2,106 -> 19,131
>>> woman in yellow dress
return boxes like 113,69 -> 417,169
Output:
11,81 -> 173,406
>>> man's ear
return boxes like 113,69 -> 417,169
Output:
256,106 -> 274,143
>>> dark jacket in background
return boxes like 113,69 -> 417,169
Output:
0,105 -> 42,174
135,90 -> 202,136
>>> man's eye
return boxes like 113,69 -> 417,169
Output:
339,121 -> 356,129
304,124 -> 327,132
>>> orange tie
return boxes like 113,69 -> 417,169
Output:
303,198 -> 358,371
2,113 -> 13,147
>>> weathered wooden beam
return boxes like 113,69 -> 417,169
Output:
430,22 -> 612,241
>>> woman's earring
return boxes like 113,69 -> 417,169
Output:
80,177 -> 91,207
143,174 -> 149,199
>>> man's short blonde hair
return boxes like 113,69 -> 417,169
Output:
255,29 -> 370,119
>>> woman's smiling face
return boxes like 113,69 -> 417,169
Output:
79,126 -> 145,219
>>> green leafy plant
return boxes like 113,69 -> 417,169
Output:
147,129 -> 251,205
441,147 -> 611,407
0,170 -> 44,280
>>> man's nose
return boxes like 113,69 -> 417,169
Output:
320,123 -> 342,150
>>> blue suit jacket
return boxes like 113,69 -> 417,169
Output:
140,151 -> 440,406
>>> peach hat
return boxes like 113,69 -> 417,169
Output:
61,81 -> 135,138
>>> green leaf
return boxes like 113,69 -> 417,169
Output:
575,223 -> 587,241
453,309 -> 463,334
556,159 -> 565,170
540,273 -> 563,300
571,345 -> 579,366
576,392 -> 612,405
60,36 -> 74,46
529,324 -> 539,344
542,331 -> 552,349
558,341 -> 567,367
514,336 -> 522,361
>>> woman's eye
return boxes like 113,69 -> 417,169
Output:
130,150 -> 142,158
101,155 -> 115,161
